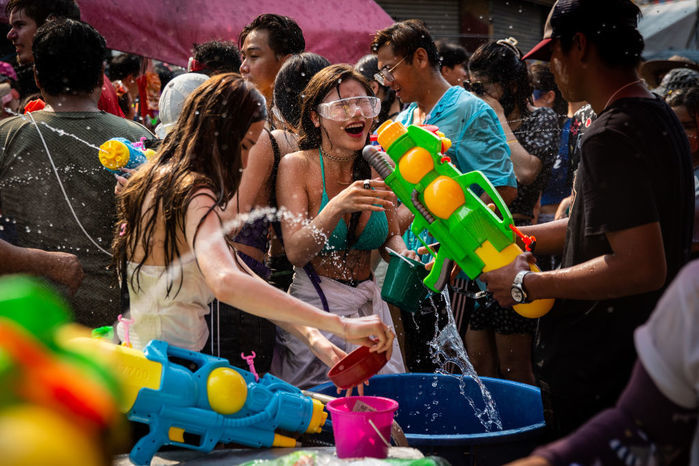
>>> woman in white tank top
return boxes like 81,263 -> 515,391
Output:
112,74 -> 395,371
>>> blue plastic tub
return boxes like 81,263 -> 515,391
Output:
311,373 -> 545,465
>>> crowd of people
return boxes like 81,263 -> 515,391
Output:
0,0 -> 696,463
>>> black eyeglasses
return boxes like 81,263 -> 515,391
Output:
374,55 -> 408,86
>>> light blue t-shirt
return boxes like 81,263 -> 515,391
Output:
397,86 -> 516,260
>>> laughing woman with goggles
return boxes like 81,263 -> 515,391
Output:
271,64 -> 413,389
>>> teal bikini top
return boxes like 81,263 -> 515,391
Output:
317,149 -> 389,254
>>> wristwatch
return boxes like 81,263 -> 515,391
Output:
511,270 -> 532,304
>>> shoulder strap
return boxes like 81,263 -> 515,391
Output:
267,128 -> 282,209
303,263 -> 330,312
318,147 -> 328,195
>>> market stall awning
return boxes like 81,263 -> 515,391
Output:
639,0 -> 698,57
0,0 -> 394,66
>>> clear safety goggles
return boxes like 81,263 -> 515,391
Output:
316,96 -> 381,121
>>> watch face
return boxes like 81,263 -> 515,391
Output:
511,287 -> 524,303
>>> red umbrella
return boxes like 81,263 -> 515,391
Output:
0,0 -> 394,65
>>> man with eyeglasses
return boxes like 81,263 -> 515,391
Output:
372,20 -> 517,209
370,20 -> 517,371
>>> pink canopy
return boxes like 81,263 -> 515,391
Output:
0,0 -> 394,66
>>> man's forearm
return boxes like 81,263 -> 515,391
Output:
517,218 -> 568,255
0,240 -> 46,275
526,252 -> 659,302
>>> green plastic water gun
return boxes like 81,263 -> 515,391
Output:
363,120 -> 554,318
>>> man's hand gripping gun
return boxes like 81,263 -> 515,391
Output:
363,120 -> 554,318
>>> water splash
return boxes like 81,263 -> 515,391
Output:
426,291 -> 503,432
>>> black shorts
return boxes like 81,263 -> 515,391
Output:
468,294 -> 537,335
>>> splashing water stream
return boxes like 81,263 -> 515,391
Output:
425,291 -> 503,432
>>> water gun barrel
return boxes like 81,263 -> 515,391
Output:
98,137 -> 153,175
368,121 -> 554,318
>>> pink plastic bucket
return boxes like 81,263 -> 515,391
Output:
326,396 -> 399,459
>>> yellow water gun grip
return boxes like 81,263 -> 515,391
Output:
476,241 -> 554,318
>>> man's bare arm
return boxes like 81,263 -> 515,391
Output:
0,239 -> 84,295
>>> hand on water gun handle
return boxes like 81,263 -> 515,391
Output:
481,253 -> 539,308
417,242 -> 462,285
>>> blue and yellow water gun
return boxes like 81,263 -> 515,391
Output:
98,137 -> 156,176
363,120 -> 554,318
66,338 -> 328,466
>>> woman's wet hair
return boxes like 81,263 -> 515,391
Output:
273,52 -> 330,129
113,73 -> 266,295
468,39 -> 532,118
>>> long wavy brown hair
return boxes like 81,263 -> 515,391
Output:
113,73 -> 266,296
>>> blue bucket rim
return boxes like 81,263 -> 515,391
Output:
310,373 -> 546,445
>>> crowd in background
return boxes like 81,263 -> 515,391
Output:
0,0 -> 697,464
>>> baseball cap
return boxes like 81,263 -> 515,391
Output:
522,0 -> 640,61
155,72 -> 208,139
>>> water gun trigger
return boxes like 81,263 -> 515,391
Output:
424,251 -> 452,292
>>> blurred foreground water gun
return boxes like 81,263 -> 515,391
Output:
0,276 -> 125,465
363,120 -> 554,318
65,337 -> 328,466
98,136 -> 156,176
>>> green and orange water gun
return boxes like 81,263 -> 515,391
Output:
363,120 -> 554,318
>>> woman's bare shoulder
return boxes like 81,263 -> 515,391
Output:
270,129 -> 300,156
279,148 -> 314,172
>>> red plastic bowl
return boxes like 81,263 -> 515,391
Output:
327,346 -> 388,389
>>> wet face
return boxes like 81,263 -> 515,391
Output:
240,119 -> 266,168
7,9 -> 38,65
549,39 -> 583,103
376,45 -> 415,103
312,79 -> 374,153
240,29 -> 284,100
442,64 -> 468,87
672,104 -> 699,158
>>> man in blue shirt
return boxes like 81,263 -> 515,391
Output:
370,20 -> 517,370
372,20 -> 516,248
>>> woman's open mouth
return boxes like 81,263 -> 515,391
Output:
344,121 -> 365,137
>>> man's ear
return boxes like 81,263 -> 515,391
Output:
278,53 -> 293,66
98,63 -> 105,88
369,80 -> 380,96
413,48 -> 430,70
544,90 -> 556,106
33,65 -> 41,91
574,32 -> 589,61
